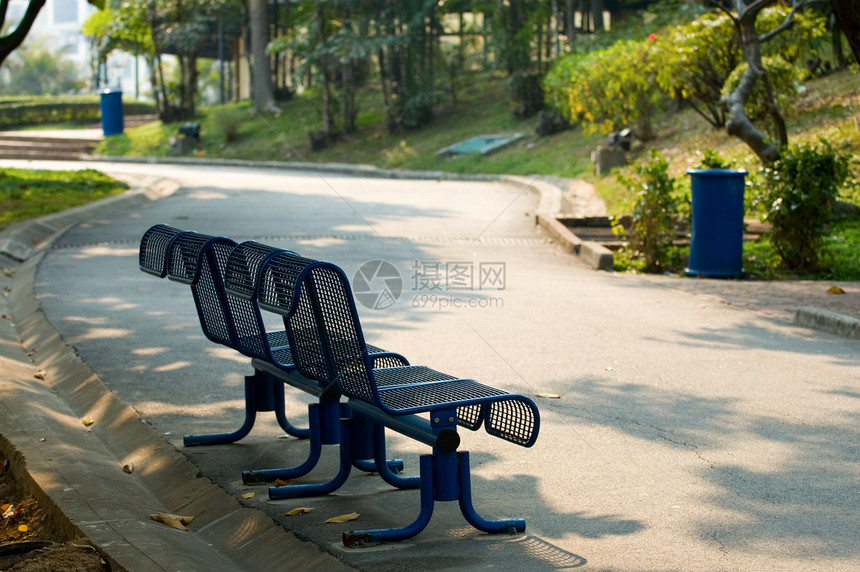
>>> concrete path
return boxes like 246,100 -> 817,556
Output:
2,160 -> 858,571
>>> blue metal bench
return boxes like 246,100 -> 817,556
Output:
140,224 -> 307,446
139,225 -> 413,488
255,250 -> 540,546
220,240 -> 413,487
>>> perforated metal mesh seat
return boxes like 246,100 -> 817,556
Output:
257,251 -> 539,447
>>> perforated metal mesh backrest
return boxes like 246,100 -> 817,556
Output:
139,224 -> 185,277
167,232 -> 213,284
224,241 -> 280,300
167,232 -> 237,347
258,252 -> 376,403
309,265 -> 376,403
217,241 -> 283,359
258,252 -> 328,383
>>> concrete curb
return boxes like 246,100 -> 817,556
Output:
795,306 -> 860,340
0,176 -> 353,570
534,212 -> 613,270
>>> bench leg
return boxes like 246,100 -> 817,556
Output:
370,422 -> 419,489
268,418 -> 354,499
241,403 -> 324,484
343,454 -> 436,548
349,413 -> 410,484
183,371 -> 308,446
266,372 -> 310,439
342,450 -> 525,547
182,374 -> 259,446
456,451 -> 526,534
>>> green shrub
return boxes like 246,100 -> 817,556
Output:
698,148 -> 736,169
543,38 -> 662,140
619,149 -> 683,272
214,108 -> 242,143
760,140 -> 854,272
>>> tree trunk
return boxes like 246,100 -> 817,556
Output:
250,0 -> 280,114
342,60 -> 355,134
591,0 -> 604,32
723,1 -> 782,164
831,0 -> 860,65
148,54 -> 164,119
564,0 -> 575,44
0,0 -> 46,68
317,2 -> 332,136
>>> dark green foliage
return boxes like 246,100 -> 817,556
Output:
619,149 -> 683,273
760,140 -> 854,272
698,148 -> 736,169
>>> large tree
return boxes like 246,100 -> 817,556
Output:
249,0 -> 279,114
0,0 -> 104,69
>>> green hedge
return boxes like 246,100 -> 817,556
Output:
0,97 -> 156,129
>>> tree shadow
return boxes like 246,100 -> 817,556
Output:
556,373 -> 859,562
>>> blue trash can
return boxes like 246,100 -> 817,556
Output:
685,169 -> 747,277
98,87 -> 124,136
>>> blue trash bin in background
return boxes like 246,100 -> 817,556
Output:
685,169 -> 747,277
98,87 -> 124,136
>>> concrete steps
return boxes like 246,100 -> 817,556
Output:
0,135 -> 95,160
0,114 -> 158,160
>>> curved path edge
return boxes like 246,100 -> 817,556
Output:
0,176 -> 352,571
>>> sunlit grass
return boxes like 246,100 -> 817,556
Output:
0,168 -> 128,230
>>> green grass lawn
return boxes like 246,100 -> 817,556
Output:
0,168 -> 128,230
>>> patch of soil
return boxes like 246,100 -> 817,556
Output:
0,456 -> 109,571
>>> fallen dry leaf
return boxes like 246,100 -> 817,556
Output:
81,417 -> 95,427
123,463 -> 134,474
18,524 -> 29,532
241,492 -> 255,499
1,314 -> 11,320
27,348 -> 37,357
326,512 -> 360,524
149,512 -> 194,531
535,392 -> 561,399
827,286 -> 846,295
273,478 -> 290,487
285,507 -> 313,516
33,369 -> 46,380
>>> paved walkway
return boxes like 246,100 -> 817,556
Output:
1,160 -> 858,571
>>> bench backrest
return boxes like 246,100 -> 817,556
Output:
139,224 -> 187,277
257,251 -> 378,403
166,231 -> 238,347
223,241 -> 295,361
